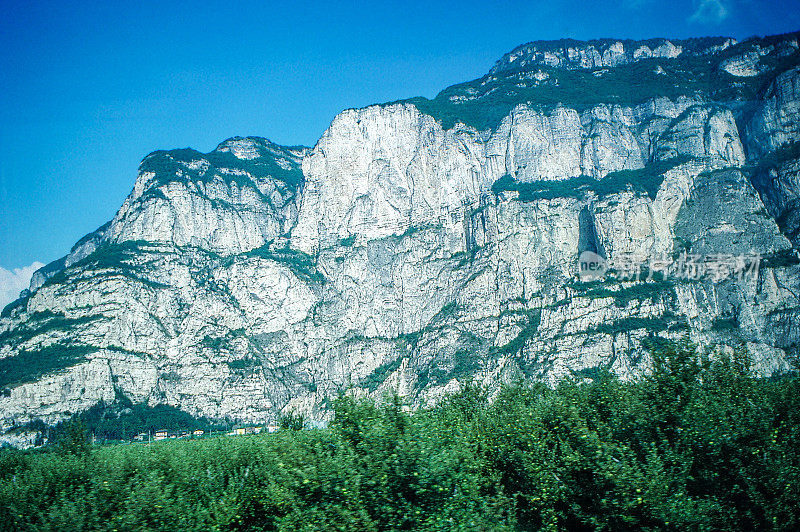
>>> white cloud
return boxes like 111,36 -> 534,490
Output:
689,0 -> 731,24
0,262 -> 44,310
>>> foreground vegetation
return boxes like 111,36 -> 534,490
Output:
0,340 -> 798,530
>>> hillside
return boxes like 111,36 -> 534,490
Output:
1,31 -> 800,445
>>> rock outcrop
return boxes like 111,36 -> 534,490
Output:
2,31 -> 800,444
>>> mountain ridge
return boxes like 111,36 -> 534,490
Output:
1,30 -> 799,447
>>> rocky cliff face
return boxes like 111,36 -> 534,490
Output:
2,32 -> 800,443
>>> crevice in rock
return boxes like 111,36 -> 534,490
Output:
578,206 -> 607,258
749,163 -> 800,249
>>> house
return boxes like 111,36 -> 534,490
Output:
134,432 -> 148,441
154,430 -> 168,441
193,429 -> 205,437
266,424 -> 279,433
229,427 -> 247,436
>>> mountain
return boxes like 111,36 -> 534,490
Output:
2,32 -> 800,446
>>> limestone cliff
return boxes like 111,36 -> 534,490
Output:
2,32 -> 800,444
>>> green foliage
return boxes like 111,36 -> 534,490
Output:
0,311 -> 102,348
577,279 -> 675,308
361,357 -> 404,392
0,292 -> 29,318
52,395 -> 230,442
55,419 -> 91,457
712,316 -> 739,332
1,344 -> 799,530
241,245 -> 326,284
226,358 -> 260,371
138,139 -> 306,199
600,157 -> 692,200
754,140 -> 800,173
201,328 -> 247,353
491,157 -> 689,203
592,316 -> 672,335
760,248 -> 800,268
418,349 -> 484,389
42,240 -> 170,290
0,344 -> 95,388
338,235 -> 356,247
0,309 -> 106,388
73,240 -> 150,270
278,413 -> 306,431
405,57 -> 709,131
497,309 -> 542,355
394,35 -> 800,132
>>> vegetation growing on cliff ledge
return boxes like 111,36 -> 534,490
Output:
490,156 -> 690,202
0,340 -> 798,530
399,34 -> 800,132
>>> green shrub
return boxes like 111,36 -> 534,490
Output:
0,340 -> 798,530
338,235 -> 357,247
55,419 -> 91,457
242,245 -> 326,284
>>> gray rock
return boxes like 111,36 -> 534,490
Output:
2,32 -> 800,446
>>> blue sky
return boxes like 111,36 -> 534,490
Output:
1,0 -> 799,276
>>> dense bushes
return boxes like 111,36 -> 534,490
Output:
1,340 -> 798,530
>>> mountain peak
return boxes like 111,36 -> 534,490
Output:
489,36 -> 737,75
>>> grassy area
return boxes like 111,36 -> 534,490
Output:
1,340 -> 798,530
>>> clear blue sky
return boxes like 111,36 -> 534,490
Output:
1,0 -> 799,270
